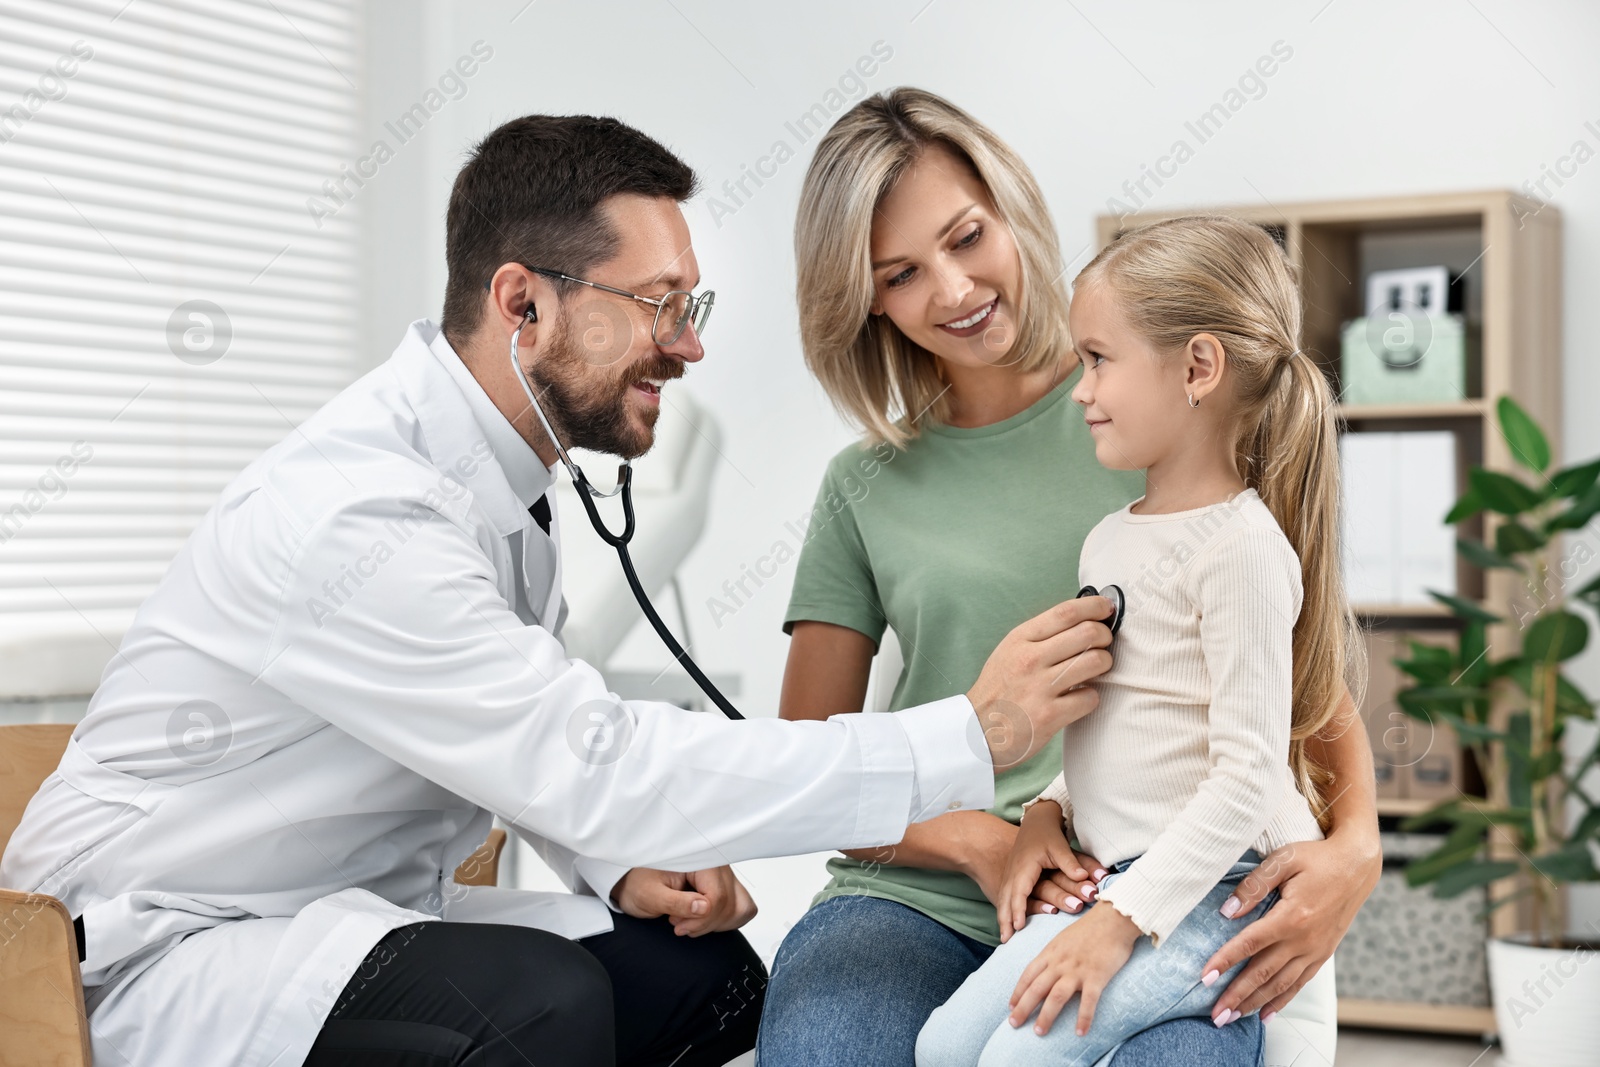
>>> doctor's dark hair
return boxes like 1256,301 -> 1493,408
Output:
441,114 -> 698,339
1074,216 -> 1363,830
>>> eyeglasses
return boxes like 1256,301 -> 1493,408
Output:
517,265 -> 714,346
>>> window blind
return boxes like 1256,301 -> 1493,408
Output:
0,0 -> 363,695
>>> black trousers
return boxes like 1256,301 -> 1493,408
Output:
302,914 -> 766,1067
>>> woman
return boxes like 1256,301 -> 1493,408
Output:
756,88 -> 1380,1067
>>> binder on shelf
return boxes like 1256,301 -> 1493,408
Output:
1395,433 -> 1457,603
1343,434 -> 1397,605
1340,431 -> 1457,605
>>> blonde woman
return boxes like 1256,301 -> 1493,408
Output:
757,89 -> 1380,1067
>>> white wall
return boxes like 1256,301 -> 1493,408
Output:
361,0 -> 1600,939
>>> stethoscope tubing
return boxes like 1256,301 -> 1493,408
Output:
509,313 -> 745,720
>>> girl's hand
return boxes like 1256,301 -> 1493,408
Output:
999,802 -> 1102,942
1008,903 -> 1142,1037
1200,832 -> 1381,1025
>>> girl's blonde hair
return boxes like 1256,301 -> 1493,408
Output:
1076,216 -> 1363,826
795,87 -> 1070,447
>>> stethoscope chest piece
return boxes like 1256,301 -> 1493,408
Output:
1077,583 -> 1126,637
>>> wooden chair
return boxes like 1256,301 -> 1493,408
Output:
0,724 -> 507,1066
1,724 -> 88,1067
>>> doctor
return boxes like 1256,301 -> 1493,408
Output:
1,114 -> 1118,1067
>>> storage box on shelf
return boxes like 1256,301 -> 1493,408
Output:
1335,830 -> 1491,1012
1360,629 -> 1478,808
1096,190 -> 1562,1037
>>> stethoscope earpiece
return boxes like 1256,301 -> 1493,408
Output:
1078,583 -> 1125,637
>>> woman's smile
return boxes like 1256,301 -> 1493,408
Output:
937,297 -> 999,337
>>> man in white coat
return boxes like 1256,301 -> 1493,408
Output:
1,115 -> 1114,1067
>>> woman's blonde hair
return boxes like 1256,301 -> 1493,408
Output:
795,87 -> 1071,447
1075,216 -> 1363,827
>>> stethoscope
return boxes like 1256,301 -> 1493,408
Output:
1078,585 -> 1126,637
509,307 -> 745,720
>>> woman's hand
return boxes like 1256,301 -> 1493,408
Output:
1008,903 -> 1142,1037
1200,831 -> 1381,1024
998,802 -> 1103,942
1024,865 -> 1106,919
1203,694 -> 1384,1026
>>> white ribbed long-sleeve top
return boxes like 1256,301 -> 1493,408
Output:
1032,488 -> 1323,943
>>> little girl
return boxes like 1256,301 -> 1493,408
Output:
916,215 -> 1359,1067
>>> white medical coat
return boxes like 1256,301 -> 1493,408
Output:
0,321 -> 994,1067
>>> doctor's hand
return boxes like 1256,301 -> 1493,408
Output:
967,595 -> 1114,770
611,865 -> 757,937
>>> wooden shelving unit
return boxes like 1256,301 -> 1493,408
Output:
1374,796 -> 1450,818
1350,602 -> 1457,619
1337,998 -> 1494,1035
1338,400 -> 1487,421
1097,191 -> 1563,1038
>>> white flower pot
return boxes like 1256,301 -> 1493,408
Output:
1487,934 -> 1600,1066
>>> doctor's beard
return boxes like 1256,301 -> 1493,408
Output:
523,319 -> 683,460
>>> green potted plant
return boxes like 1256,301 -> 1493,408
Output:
1393,396 -> 1600,1066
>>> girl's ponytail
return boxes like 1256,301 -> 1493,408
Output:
1244,347 -> 1356,819
1076,217 -> 1363,826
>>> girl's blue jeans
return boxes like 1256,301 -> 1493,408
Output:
756,877 -> 1265,1067
914,853 -> 1273,1067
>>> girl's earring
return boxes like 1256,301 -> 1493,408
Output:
1187,392 -> 1200,408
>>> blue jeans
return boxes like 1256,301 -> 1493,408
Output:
915,856 -> 1272,1067
756,893 -> 1262,1067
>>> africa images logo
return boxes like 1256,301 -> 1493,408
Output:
165,700 -> 232,768
565,699 -> 635,767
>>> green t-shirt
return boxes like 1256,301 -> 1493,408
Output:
783,367 -> 1144,945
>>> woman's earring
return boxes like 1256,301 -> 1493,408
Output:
1187,392 -> 1199,408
